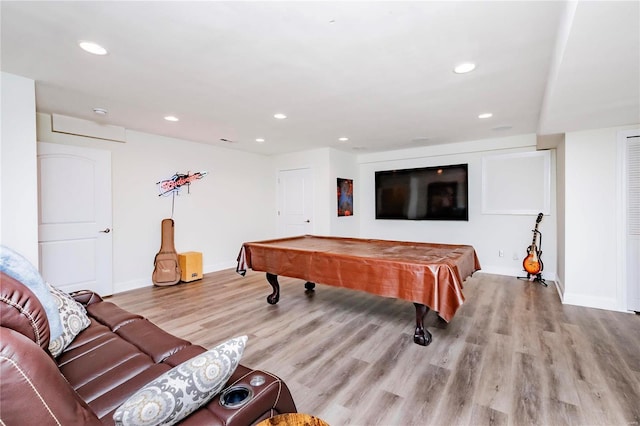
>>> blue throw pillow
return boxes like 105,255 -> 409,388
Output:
1,245 -> 63,341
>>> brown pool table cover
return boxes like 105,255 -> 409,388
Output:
237,235 -> 481,322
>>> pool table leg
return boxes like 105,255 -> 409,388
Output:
413,303 -> 432,346
265,273 -> 280,304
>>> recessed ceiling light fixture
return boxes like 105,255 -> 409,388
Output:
78,41 -> 108,55
92,107 -> 108,115
478,113 -> 493,119
164,115 -> 179,122
338,137 -> 349,142
453,62 -> 476,74
273,113 -> 287,120
256,138 -> 265,143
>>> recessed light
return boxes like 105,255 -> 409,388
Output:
164,115 -> 179,122
78,41 -> 108,55
256,138 -> 265,143
338,137 -> 349,142
454,62 -> 476,74
92,107 -> 108,115
478,113 -> 493,119
274,113 -> 287,120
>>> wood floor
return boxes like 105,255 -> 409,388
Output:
108,270 -> 640,426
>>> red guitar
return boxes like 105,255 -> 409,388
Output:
523,213 -> 544,275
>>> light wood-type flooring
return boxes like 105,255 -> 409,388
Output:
108,270 -> 640,426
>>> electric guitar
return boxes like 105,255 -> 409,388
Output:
522,213 -> 544,275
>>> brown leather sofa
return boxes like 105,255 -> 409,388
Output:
0,271 -> 297,425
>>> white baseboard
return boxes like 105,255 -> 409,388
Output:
480,265 -> 557,282
111,261 -> 237,295
114,263 -> 572,307
203,260 -> 236,274
475,270 -> 627,312
113,277 -> 152,294
562,292 -> 622,312
478,266 -> 522,277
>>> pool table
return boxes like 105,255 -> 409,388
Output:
236,235 -> 480,346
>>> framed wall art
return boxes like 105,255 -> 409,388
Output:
337,178 -> 353,216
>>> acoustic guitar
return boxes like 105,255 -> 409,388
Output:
152,218 -> 181,286
522,213 -> 544,275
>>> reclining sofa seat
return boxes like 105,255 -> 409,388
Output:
0,272 -> 297,425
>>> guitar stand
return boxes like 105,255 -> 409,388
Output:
517,272 -> 548,287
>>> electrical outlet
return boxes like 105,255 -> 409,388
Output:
499,250 -> 504,257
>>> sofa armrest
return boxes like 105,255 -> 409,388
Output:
0,328 -> 102,425
177,369 -> 297,425
0,272 -> 50,350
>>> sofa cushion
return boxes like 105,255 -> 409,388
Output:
48,283 -> 91,357
58,300 -> 200,420
62,336 -> 156,396
86,301 -> 143,331
113,335 -> 247,426
115,319 -> 190,363
0,245 -> 63,340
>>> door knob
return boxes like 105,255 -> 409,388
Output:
100,228 -> 111,233
305,220 -> 310,223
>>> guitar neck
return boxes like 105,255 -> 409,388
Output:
531,214 -> 543,246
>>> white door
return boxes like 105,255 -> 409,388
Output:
623,133 -> 640,312
37,142 -> 113,295
277,168 -> 313,236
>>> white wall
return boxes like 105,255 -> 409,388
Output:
0,73 -> 39,265
37,113 -> 275,292
563,124 -> 639,311
272,148 -> 332,236
357,134 -> 557,279
271,148 -> 360,237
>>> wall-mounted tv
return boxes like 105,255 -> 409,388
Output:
375,163 -> 468,221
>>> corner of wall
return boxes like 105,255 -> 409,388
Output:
1,72 -> 39,266
554,276 -> 565,302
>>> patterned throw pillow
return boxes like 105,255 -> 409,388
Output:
113,335 -> 248,426
47,283 -> 91,357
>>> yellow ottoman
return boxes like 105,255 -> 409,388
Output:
178,251 -> 203,282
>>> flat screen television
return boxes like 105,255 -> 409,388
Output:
375,163 -> 468,221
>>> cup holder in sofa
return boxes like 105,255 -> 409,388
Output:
219,385 -> 254,409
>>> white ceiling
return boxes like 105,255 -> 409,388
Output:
1,1 -> 638,155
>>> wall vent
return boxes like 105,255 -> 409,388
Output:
51,114 -> 126,142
